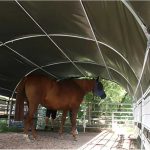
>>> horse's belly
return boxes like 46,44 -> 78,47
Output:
43,97 -> 70,110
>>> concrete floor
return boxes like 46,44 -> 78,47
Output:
78,130 -> 139,150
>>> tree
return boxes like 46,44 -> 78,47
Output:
79,79 -> 132,122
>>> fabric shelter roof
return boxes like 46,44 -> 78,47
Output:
0,1 -> 149,100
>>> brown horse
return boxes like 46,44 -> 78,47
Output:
15,75 -> 106,140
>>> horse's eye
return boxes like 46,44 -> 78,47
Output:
97,83 -> 103,89
99,83 -> 103,88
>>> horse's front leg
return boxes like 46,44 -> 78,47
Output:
70,108 -> 79,141
59,110 -> 68,136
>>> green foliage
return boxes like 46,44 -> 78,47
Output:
121,93 -> 132,104
84,92 -> 94,102
79,79 -> 132,117
83,79 -> 131,104
0,120 -> 22,133
101,79 -> 127,103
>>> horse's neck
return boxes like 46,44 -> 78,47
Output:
74,79 -> 95,93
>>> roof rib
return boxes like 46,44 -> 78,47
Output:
15,0 -> 86,77
80,0 -> 112,80
121,0 -> 150,98
0,41 -> 56,78
0,33 -> 139,84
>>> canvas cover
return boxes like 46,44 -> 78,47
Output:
0,1 -> 149,100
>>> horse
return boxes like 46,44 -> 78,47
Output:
14,75 -> 106,140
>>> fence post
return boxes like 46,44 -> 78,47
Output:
112,112 -> 114,131
83,110 -> 86,133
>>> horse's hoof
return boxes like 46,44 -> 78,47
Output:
32,134 -> 37,140
23,134 -> 31,142
32,135 -> 37,140
31,138 -> 36,142
60,135 -> 64,140
59,134 -> 64,140
73,137 -> 78,141
73,135 -> 77,141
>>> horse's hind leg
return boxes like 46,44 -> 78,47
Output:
70,108 -> 78,141
24,102 -> 38,139
59,110 -> 68,136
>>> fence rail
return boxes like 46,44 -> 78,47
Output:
0,99 -> 135,134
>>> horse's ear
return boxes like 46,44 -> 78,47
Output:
96,76 -> 99,81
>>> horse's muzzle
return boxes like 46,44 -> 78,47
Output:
101,93 -> 106,99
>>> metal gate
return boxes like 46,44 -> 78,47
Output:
36,102 -> 135,135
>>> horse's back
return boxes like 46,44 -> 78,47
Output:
24,75 -> 56,100
24,75 -> 80,108
23,75 -> 95,109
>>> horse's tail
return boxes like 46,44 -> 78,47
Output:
14,77 -> 26,121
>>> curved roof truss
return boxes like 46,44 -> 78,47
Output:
0,0 -> 149,101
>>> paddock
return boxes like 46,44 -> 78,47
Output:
0,100 -> 139,149
0,1 -> 150,149
0,130 -> 139,149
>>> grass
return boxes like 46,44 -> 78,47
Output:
0,120 -> 23,133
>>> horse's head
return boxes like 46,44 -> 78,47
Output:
93,78 -> 106,99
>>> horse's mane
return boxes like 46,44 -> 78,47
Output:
57,76 -> 80,81
57,76 -> 95,82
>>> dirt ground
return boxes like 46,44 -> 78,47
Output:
0,131 -> 98,149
